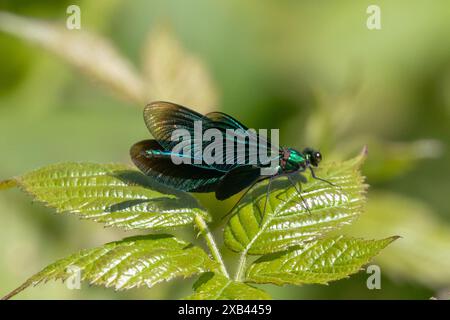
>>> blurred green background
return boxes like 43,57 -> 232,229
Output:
0,0 -> 449,299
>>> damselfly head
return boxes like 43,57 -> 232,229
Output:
303,148 -> 322,167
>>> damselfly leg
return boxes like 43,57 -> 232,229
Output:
286,173 -> 312,215
221,176 -> 271,220
309,167 -> 337,188
261,176 -> 274,219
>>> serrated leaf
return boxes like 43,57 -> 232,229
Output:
346,192 -> 450,288
224,149 -> 367,255
186,272 -> 271,300
246,235 -> 398,285
2,234 -> 218,299
6,162 -> 209,230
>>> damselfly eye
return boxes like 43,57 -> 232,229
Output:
315,152 -> 322,162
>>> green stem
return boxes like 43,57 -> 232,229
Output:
234,250 -> 248,281
194,215 -> 229,278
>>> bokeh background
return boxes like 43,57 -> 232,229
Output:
0,0 -> 449,299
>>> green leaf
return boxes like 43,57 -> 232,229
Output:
186,273 -> 271,300
2,234 -> 218,299
246,235 -> 398,285
5,162 -> 209,230
224,149 -> 367,255
346,192 -> 450,288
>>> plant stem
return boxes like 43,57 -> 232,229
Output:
234,250 -> 248,281
194,214 -> 229,278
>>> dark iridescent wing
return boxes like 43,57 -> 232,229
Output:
144,101 -> 280,172
206,111 -> 281,167
144,102 -> 228,172
144,101 -> 205,150
130,140 -> 225,192
205,111 -> 248,131
206,111 -> 259,171
215,165 -> 262,200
